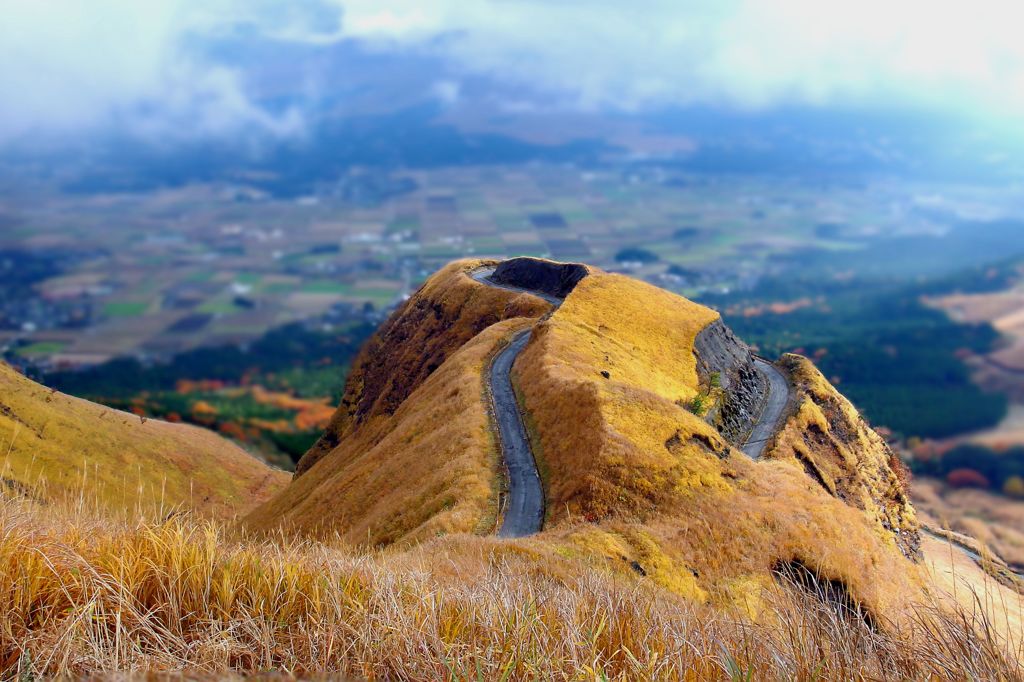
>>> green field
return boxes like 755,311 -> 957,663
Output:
350,287 -> 399,308
103,301 -> 149,317
16,341 -> 66,357
302,281 -> 351,295
198,298 -> 242,314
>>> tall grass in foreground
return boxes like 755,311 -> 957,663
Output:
0,496 -> 1020,681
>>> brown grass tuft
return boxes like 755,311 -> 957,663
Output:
0,495 -> 1020,680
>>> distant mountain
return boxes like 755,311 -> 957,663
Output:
7,36 -> 1021,196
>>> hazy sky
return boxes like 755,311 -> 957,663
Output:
2,0 -> 1023,141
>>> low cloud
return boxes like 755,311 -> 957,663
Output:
2,0 -> 1023,143
0,0 -> 312,142
336,0 -> 1024,117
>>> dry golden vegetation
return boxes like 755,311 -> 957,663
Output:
514,270 -> 720,521
768,354 -> 919,557
298,259 -> 550,475
9,259 -> 1023,677
0,362 -> 288,519
248,260 -> 551,543
507,270 -> 922,615
250,261 -> 938,616
246,318 -> 537,544
1,494 -> 1021,680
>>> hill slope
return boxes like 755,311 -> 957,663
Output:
248,257 -> 923,617
0,362 -> 288,518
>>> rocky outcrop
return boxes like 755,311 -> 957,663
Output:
770,354 -> 921,560
491,257 -> 589,299
693,319 -> 768,444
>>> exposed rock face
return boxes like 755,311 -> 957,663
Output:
491,257 -> 589,299
296,260 -> 551,476
693,319 -> 769,444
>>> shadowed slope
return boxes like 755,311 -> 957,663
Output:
297,259 -> 551,476
249,260 -> 552,543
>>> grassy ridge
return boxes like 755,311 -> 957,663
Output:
0,362 -> 288,519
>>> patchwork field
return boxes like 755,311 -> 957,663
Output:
6,166 -> 1008,373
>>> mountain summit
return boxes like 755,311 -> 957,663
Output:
249,257 -> 920,615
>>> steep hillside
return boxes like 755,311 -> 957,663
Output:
509,268 -> 921,615
5,258 -> 1019,679
249,259 -> 553,541
0,362 -> 288,519
767,354 -> 920,557
247,318 -> 538,543
297,259 -> 552,476
249,257 -> 928,619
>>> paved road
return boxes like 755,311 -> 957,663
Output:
741,358 -> 791,459
490,329 -> 546,537
470,266 -> 562,306
471,266 -> 558,537
922,527 -> 1024,579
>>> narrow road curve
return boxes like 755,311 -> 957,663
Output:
474,264 -> 792,534
490,329 -> 545,537
471,266 -> 558,537
922,527 -> 1024,580
741,358 -> 791,459
470,267 -> 562,306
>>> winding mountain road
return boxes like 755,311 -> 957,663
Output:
489,329 -> 546,537
472,266 -> 558,537
471,266 -> 562,306
471,264 -> 794,537
742,358 -> 791,459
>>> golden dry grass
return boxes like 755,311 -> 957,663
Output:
242,260 -> 981,642
250,260 -> 552,543
298,259 -> 550,475
0,362 -> 288,519
246,318 -> 539,545
769,354 -> 919,557
513,270 -> 721,523
508,271 -> 924,615
0,494 -> 1021,680
4,259 -> 1023,677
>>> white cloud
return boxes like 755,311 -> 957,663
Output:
431,80 -> 461,106
336,0 -> 1024,117
2,0 -> 1023,143
0,0 -> 308,141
